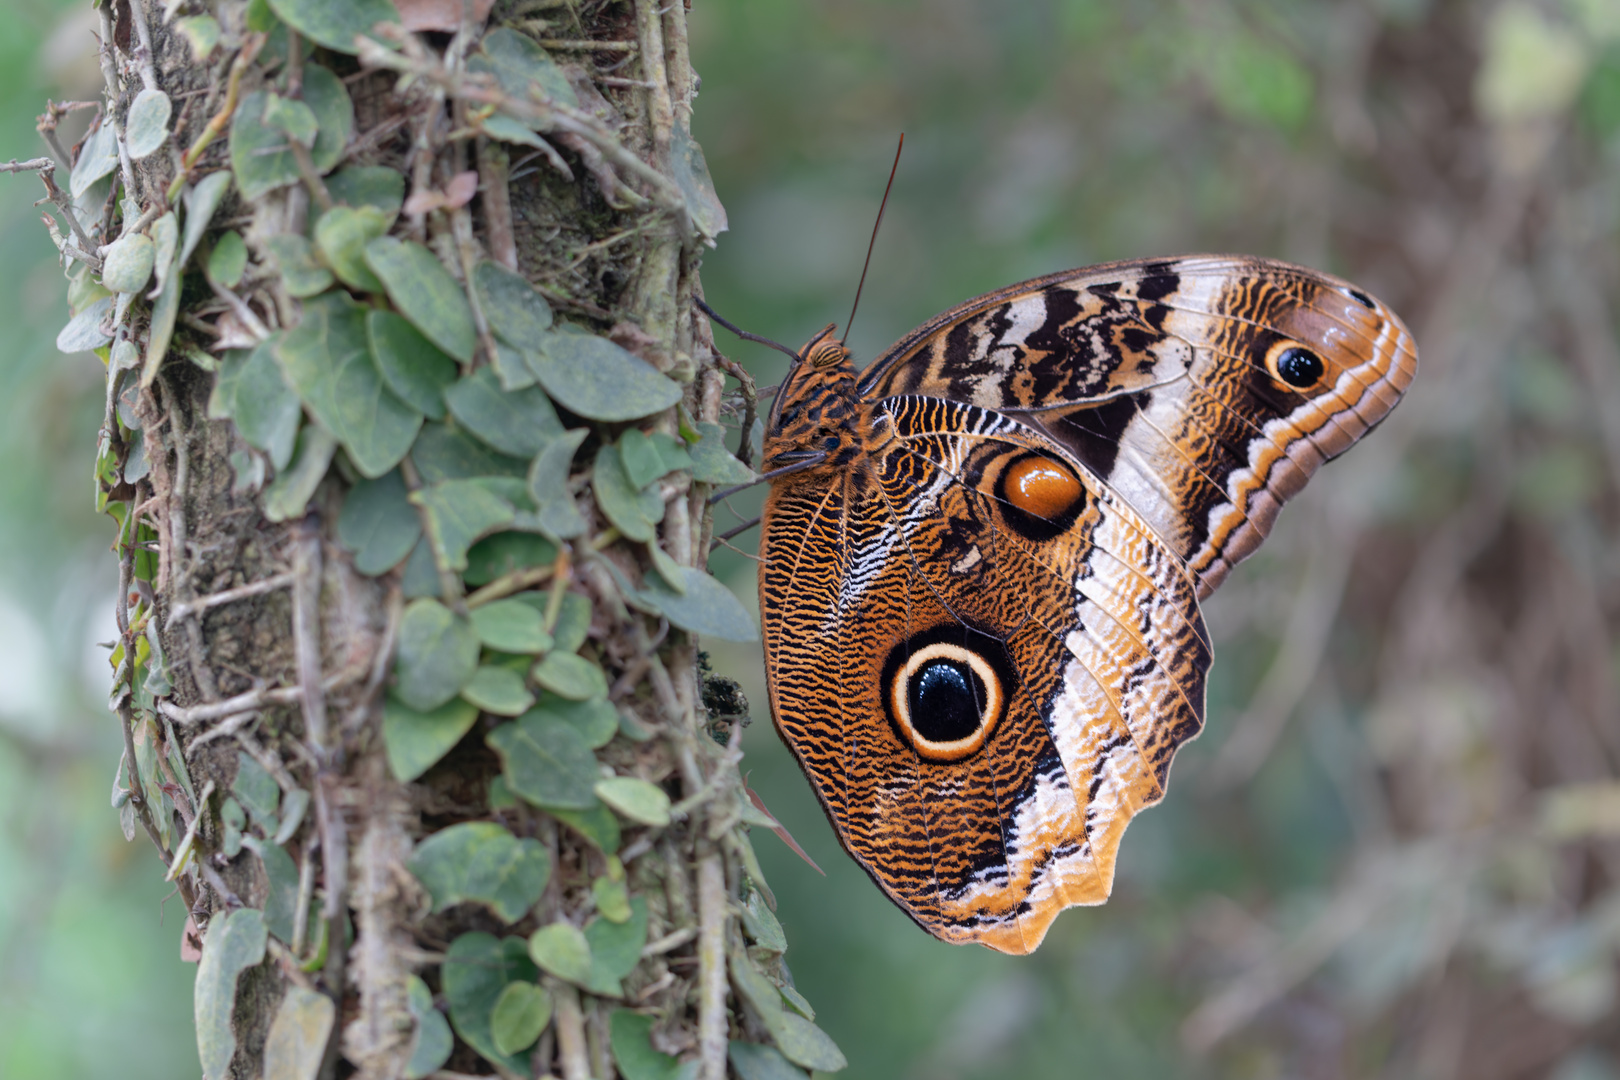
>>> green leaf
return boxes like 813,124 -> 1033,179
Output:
550,592 -> 593,653
229,66 -> 354,199
180,170 -> 234,270
400,537 -> 440,598
586,896 -> 648,982
102,233 -> 155,294
367,311 -> 456,421
526,428 -> 588,540
688,421 -> 754,485
405,975 -> 453,1080
769,1013 -> 847,1073
528,694 -> 618,750
492,339 -> 536,391
477,111 -> 554,149
728,1042 -> 808,1080
263,985 -> 334,1080
265,0 -> 401,54
196,909 -> 268,1080
314,205 -> 389,291
277,294 -> 421,478
490,981 -> 552,1057
407,821 -> 552,923
549,800 -> 621,853
463,532 -> 558,587
474,261 -> 553,346
479,29 -> 580,111
338,470 -> 421,575
593,442 -> 662,543
528,922 -> 592,985
364,236 -> 477,362
233,750 -> 280,828
207,231 -> 248,288
647,544 -> 687,594
324,165 -> 406,219
671,124 -> 728,240
176,15 -> 222,61
273,789 -> 309,845
126,87 -> 172,160
619,429 -> 673,490
56,296 -> 112,354
383,695 -> 479,782
529,331 -> 682,421
233,338 -> 302,470
412,479 -> 517,572
595,777 -> 671,827
741,890 -> 787,953
462,665 -> 536,716
443,933 -> 537,1077
209,350 -> 248,420
488,710 -> 598,810
592,875 -> 632,923
640,566 -> 759,642
444,368 -> 564,457
69,118 -> 118,198
613,1010 -> 690,1080
243,837 -> 300,943
532,652 -> 608,701
263,92 -> 318,147
472,599 -> 554,653
394,598 -> 480,711
411,422 -> 529,482
265,234 -> 335,297
142,253 -> 182,388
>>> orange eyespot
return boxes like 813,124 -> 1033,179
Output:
1003,457 -> 1083,520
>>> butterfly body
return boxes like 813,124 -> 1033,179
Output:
755,256 -> 1416,954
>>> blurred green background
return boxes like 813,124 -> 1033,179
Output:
4,0 -> 1619,1077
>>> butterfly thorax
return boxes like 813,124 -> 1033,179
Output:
761,328 -> 866,474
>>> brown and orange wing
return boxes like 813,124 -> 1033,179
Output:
858,256 -> 1418,596
758,395 -> 1208,954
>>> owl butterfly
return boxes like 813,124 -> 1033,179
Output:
732,255 -> 1416,954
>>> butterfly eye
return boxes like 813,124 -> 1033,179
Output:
888,643 -> 1004,761
1267,342 -> 1326,389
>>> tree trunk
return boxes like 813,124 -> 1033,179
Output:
57,2 -> 834,1077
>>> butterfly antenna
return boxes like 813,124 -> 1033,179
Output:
843,132 -> 905,346
695,298 -> 805,364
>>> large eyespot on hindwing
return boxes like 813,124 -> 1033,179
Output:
993,452 -> 1087,542
880,625 -> 1016,762
1263,338 -> 1327,391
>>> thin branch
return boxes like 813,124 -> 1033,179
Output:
167,572 -> 295,627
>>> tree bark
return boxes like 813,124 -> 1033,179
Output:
59,2 -> 829,1077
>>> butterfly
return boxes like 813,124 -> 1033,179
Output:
732,255 -> 1416,954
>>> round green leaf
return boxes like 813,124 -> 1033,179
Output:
528,694 -> 618,750
394,599 -> 480,711
442,933 -> 537,1077
365,236 -> 477,363
444,368 -> 564,457
367,311 -> 455,421
411,479 -> 518,572
263,425 -> 337,523
266,234 -> 335,297
407,821 -> 552,923
478,29 -> 580,110
527,428 -> 589,540
126,88 -> 172,160
471,600 -> 553,654
688,420 -> 755,485
207,230 -> 248,288
405,975 -> 453,1079
528,331 -> 682,421
325,165 -> 406,218
490,981 -> 552,1057
337,470 -> 422,575
263,92 -> 318,147
613,1010 -> 688,1080
196,909 -> 268,1080
592,875 -> 632,923
549,592 -> 593,653
234,338 -> 301,470
101,234 -> 154,294
640,566 -> 759,642
586,896 -> 648,982
473,260 -> 553,345
462,665 -> 536,717
549,801 -> 621,853
528,923 -> 592,985
772,1013 -> 847,1073
728,1042 -> 808,1080
181,170 -> 235,270
69,119 -> 118,198
594,777 -> 671,827
411,421 -> 529,482
531,652 -> 608,701
263,985 -> 334,1080
229,66 -> 353,199
592,442 -> 661,543
464,532 -> 558,587
265,0 -> 401,54
314,205 -> 389,292
383,695 -> 479,782
56,296 -> 112,354
488,710 -> 598,810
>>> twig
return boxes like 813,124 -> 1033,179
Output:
161,685 -> 304,724
124,0 -> 162,92
167,34 -> 265,202
538,39 -> 635,50
550,978 -> 592,1080
475,137 -> 518,271
293,524 -> 328,753
6,158 -> 105,269
695,849 -> 728,1080
167,572 -> 296,627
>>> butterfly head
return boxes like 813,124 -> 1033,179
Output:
760,323 -> 863,474
800,323 -> 850,369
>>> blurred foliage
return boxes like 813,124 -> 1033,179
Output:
3,0 -> 1618,1077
